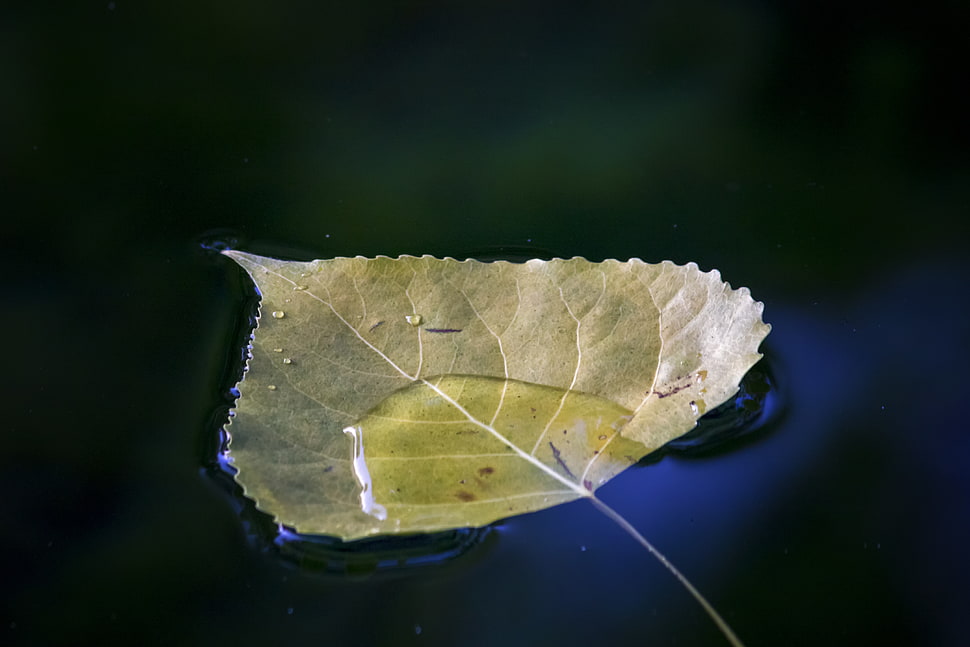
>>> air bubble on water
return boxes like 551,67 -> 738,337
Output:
406,314 -> 423,326
272,311 -> 285,319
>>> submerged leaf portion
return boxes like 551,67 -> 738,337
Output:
223,252 -> 769,540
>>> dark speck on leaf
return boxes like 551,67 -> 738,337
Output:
549,441 -> 576,479
478,466 -> 495,477
456,491 -> 476,502
323,465 -> 334,473
426,328 -> 462,333
654,383 -> 690,398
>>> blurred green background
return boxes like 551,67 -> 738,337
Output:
3,1 -> 968,646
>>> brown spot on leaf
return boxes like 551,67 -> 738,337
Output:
456,491 -> 476,502
654,383 -> 690,398
478,466 -> 495,477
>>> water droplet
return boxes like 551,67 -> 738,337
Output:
689,401 -> 699,415
272,311 -> 285,319
406,314 -> 423,326
580,545 -> 587,552
282,358 -> 293,365
273,348 -> 283,353
293,284 -> 308,291
343,425 -> 388,521
267,385 -> 277,391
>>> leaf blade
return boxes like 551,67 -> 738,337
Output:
223,252 -> 769,540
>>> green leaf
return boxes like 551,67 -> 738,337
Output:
223,252 -> 770,541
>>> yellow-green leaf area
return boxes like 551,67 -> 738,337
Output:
223,251 -> 770,540
341,375 -> 648,537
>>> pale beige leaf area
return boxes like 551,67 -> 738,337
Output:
223,252 -> 770,541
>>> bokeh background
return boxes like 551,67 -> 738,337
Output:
4,1 -> 968,646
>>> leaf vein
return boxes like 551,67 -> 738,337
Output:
257,264 -> 414,382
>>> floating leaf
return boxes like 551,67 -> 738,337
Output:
223,252 -> 769,541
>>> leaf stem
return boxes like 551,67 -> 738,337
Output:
588,495 -> 746,647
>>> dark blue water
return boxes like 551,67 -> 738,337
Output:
5,3 -> 968,647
